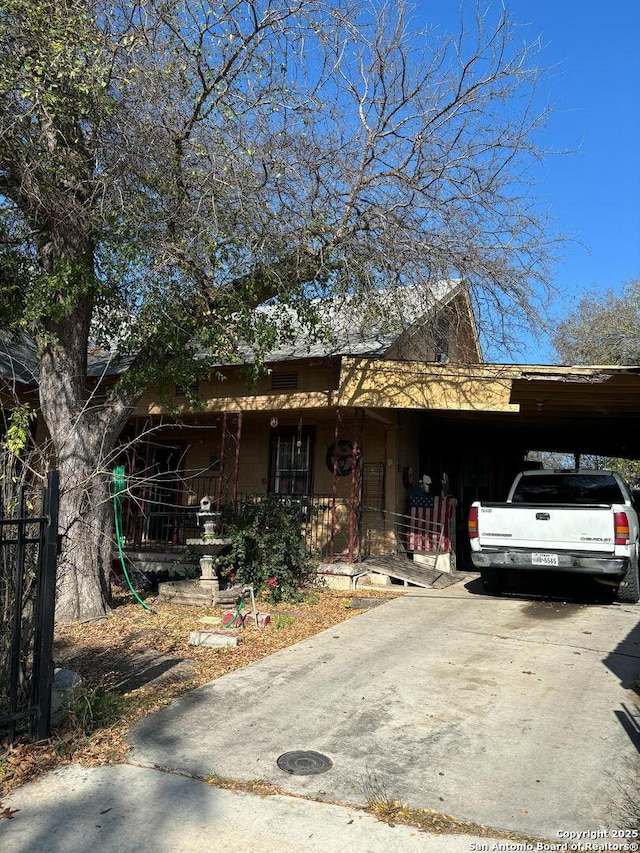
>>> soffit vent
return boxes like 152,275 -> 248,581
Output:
271,371 -> 299,391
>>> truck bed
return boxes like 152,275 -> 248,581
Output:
468,469 -> 639,602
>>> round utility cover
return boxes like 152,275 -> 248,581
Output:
276,750 -> 333,775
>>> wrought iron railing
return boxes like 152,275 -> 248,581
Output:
118,471 -> 456,569
1,471 -> 59,743
119,477 -> 342,557
234,492 -> 337,558
361,506 -> 446,564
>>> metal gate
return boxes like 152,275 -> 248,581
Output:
0,471 -> 59,743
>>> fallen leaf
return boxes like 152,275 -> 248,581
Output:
1,806 -> 19,820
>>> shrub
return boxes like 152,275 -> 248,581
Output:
218,498 -> 316,602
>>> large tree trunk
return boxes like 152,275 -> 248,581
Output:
54,453 -> 114,623
37,294 -> 133,622
39,392 -> 132,623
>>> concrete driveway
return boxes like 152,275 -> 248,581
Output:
126,579 -> 640,838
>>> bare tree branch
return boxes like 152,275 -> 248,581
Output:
0,0 -> 563,619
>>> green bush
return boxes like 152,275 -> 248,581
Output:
218,499 -> 316,602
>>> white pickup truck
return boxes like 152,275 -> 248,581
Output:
468,469 -> 640,602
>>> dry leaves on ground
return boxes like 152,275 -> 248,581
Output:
1,586 -> 396,798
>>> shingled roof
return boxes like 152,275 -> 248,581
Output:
0,280 -> 464,386
0,332 -> 134,387
236,279 -> 462,363
0,332 -> 39,385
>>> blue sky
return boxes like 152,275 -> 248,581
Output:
416,1 -> 640,363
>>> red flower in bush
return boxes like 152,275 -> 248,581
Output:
266,577 -> 278,587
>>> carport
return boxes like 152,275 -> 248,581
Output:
337,360 -> 640,568
341,359 -> 640,485
417,364 -> 640,500
509,365 -> 640,458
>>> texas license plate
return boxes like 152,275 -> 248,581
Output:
532,553 -> 558,567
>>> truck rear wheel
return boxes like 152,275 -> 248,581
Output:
481,568 -> 506,595
617,561 -> 640,604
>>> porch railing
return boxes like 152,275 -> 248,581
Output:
118,470 -> 457,569
119,477 -> 341,557
361,506 -> 445,563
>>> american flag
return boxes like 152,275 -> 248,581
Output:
407,495 -> 454,553
410,492 -> 434,509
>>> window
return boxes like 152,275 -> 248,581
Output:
434,315 -> 450,363
511,474 -> 624,505
269,428 -> 314,494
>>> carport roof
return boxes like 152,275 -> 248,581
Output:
337,359 -> 640,458
509,364 -> 640,457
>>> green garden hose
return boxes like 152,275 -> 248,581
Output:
113,466 -> 153,612
224,597 -> 244,628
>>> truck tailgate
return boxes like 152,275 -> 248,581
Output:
477,504 -> 616,552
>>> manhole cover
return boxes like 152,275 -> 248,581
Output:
276,750 -> 333,775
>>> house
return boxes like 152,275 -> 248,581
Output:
5,282 -> 640,586
119,280 -> 487,581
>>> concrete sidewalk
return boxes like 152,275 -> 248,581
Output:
0,763 -> 492,852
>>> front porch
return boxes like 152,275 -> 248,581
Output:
116,480 -> 454,587
117,358 -> 531,588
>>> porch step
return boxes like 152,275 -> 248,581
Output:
156,580 -> 245,607
360,555 -> 459,589
121,551 -> 182,563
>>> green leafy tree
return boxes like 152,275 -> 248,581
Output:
526,450 -> 640,484
552,279 -> 640,365
1,0 -> 559,621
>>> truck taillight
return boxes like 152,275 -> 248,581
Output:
615,511 -> 630,545
468,506 -> 479,539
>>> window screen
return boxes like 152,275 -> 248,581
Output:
269,430 -> 314,494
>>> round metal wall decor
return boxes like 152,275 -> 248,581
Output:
276,750 -> 333,775
325,439 -> 360,476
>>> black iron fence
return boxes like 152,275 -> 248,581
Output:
0,471 -> 59,743
120,477 -> 342,557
